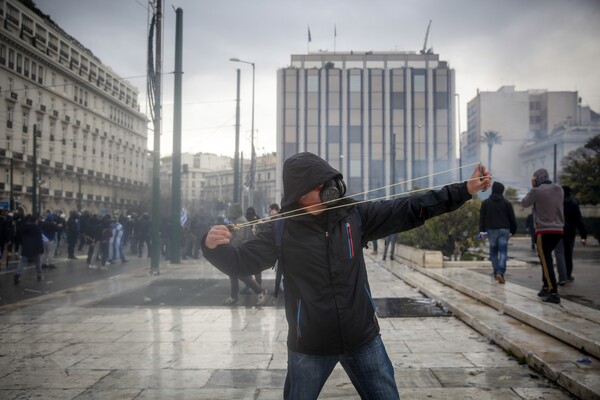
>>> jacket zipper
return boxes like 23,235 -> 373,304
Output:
346,222 -> 354,258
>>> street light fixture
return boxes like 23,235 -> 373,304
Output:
229,57 -> 256,206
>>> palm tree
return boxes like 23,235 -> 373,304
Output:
480,131 -> 502,170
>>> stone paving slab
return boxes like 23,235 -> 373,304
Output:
417,266 -> 600,358
383,261 -> 599,400
0,257 -> 579,399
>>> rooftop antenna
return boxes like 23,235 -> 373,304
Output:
420,20 -> 432,54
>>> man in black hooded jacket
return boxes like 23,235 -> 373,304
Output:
202,152 -> 491,400
479,181 -> 517,284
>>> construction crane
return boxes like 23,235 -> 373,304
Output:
420,20 -> 433,54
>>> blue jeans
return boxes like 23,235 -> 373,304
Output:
15,255 -> 43,278
284,335 -> 399,399
488,229 -> 509,276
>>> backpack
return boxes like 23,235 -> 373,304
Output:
272,207 -> 362,297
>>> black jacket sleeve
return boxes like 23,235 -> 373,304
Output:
358,182 -> 472,242
201,222 -> 280,277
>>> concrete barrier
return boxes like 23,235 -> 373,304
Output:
396,244 -> 443,268
395,244 -> 529,269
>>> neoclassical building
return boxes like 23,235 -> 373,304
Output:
0,0 -> 148,214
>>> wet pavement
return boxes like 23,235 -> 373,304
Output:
0,239 -> 597,399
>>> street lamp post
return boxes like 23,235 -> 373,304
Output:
454,93 -> 462,181
229,57 -> 255,207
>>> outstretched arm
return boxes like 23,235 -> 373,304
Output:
467,163 -> 492,195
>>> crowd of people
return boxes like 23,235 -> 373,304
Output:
0,208 -> 221,283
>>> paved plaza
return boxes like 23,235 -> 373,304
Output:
0,238 -> 600,400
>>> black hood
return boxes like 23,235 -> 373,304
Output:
281,152 -> 343,209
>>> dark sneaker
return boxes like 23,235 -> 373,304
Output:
223,297 -> 238,305
558,280 -> 567,286
13,274 -> 20,285
541,293 -> 561,304
566,276 -> 574,283
37,275 -> 44,282
240,287 -> 252,295
256,290 -> 268,307
537,288 -> 550,298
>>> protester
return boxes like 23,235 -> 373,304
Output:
555,185 -> 587,285
221,203 -> 268,306
202,152 -> 491,399
382,233 -> 397,261
66,211 -> 79,260
479,181 -> 517,284
522,168 -> 564,304
13,214 -> 44,284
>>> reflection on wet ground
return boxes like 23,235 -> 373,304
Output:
93,279 -> 451,317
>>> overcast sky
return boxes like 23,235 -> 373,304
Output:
34,0 -> 600,158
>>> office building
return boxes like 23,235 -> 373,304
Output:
276,51 -> 458,202
464,86 -> 598,193
0,0 -> 148,214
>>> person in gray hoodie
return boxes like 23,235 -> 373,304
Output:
522,168 -> 564,304
479,181 -> 517,284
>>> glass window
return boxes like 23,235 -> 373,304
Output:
327,126 -> 340,143
349,126 -> 362,143
285,109 -> 297,126
370,71 -> 383,92
307,74 -> 318,92
391,92 -> 404,110
285,92 -> 297,108
328,71 -> 340,91
371,126 -> 383,143
391,70 -> 405,91
413,73 -> 425,92
350,159 -> 361,177
435,92 -> 448,109
349,74 -> 361,93
350,110 -> 361,125
307,110 -> 318,126
371,110 -> 383,126
371,93 -> 383,109
307,93 -> 319,108
349,93 -> 361,109
328,93 -> 340,109
392,109 -> 404,125
436,72 -> 448,92
328,109 -> 340,125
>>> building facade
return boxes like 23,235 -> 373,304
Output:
160,152 -> 232,215
276,51 -> 458,202
464,86 -> 597,194
0,0 -> 148,215
203,152 -> 277,218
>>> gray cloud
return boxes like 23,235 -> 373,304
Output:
34,0 -> 600,156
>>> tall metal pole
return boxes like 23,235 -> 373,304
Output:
150,0 -> 163,274
391,133 -> 396,196
32,124 -> 38,216
77,176 -> 82,211
455,93 -> 462,181
553,143 -> 557,182
170,7 -> 183,264
9,158 -> 14,210
249,62 -> 255,207
233,68 -> 241,204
